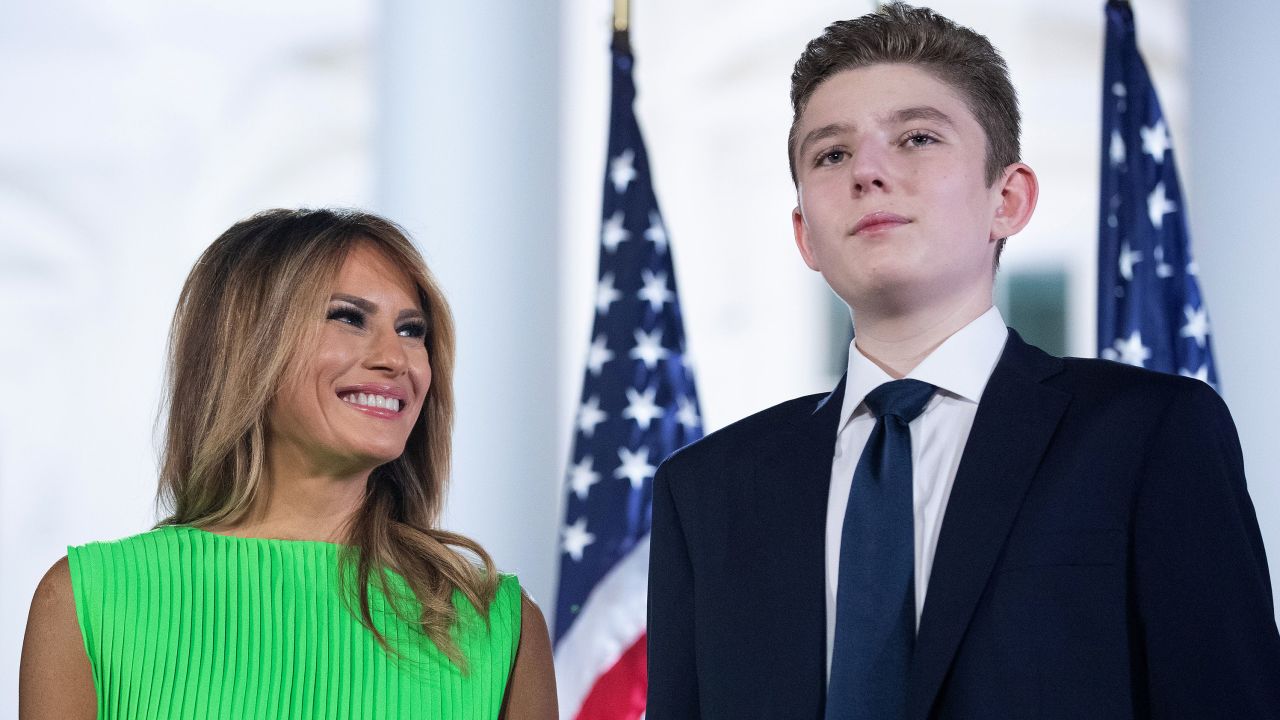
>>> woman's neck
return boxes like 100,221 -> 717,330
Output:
209,443 -> 372,543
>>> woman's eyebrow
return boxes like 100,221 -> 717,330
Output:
332,293 -> 423,320
331,293 -> 376,312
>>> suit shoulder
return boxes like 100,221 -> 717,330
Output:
1051,357 -> 1233,436
1059,356 -> 1221,402
659,391 -> 830,475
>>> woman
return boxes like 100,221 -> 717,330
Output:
19,209 -> 557,719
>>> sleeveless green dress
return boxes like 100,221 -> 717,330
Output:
67,526 -> 521,719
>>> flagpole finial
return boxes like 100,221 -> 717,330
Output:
612,0 -> 631,55
614,0 -> 630,33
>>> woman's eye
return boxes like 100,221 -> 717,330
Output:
398,322 -> 427,340
327,307 -> 365,328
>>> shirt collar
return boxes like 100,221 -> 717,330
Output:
838,306 -> 1009,433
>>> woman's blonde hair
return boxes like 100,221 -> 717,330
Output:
157,208 -> 497,663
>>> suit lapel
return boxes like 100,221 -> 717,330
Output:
906,331 -> 1070,720
736,377 -> 844,715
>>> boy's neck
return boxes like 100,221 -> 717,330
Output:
851,288 -> 994,379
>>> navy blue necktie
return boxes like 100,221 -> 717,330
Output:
827,379 -> 936,720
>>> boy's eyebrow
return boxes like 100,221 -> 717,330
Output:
798,122 -> 856,159
892,105 -> 956,128
797,106 -> 955,160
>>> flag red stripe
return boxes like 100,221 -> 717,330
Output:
574,633 -> 648,720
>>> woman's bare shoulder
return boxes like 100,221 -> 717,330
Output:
26,556 -> 76,638
19,556 -> 96,719
498,589 -> 557,720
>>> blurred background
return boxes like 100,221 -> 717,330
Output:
3,0 -> 1278,711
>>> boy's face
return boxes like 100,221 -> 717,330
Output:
791,63 -> 1023,317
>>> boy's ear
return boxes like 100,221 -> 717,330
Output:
990,163 -> 1038,240
792,205 -> 821,271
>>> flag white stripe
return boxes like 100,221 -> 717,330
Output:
554,534 -> 650,719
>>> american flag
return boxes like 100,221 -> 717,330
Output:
553,35 -> 703,719
1098,0 -> 1218,389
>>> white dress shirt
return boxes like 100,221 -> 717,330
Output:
824,306 -> 1008,674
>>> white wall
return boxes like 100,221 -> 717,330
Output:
0,1 -> 374,710
6,1 -> 1277,715
1188,0 -> 1280,600
374,0 -> 563,614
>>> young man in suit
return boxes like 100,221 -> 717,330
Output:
647,4 -> 1280,718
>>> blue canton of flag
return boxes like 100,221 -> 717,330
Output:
1099,0 -> 1218,389
552,37 -> 704,719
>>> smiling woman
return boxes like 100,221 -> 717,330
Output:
18,209 -> 556,719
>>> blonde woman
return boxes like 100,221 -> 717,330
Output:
19,209 -> 557,719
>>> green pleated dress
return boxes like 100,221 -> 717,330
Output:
67,526 -> 521,719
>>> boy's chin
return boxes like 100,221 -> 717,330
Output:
841,274 -> 928,314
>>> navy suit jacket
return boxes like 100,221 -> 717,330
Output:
647,330 -> 1280,719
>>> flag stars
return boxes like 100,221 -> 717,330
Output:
638,269 -> 674,312
1140,119 -> 1171,164
1153,245 -> 1174,278
676,396 -> 701,432
567,456 -> 601,501
623,386 -> 665,430
610,148 -> 637,194
602,211 -> 631,253
614,447 -> 657,489
644,211 -> 668,253
1147,182 -> 1177,230
561,517 -> 595,561
630,328 -> 670,370
576,395 -> 608,438
1110,130 -> 1126,167
1119,241 -> 1143,282
1180,364 -> 1211,384
1180,305 -> 1211,347
595,272 -> 623,315
586,334 -> 614,376
1111,331 -> 1152,367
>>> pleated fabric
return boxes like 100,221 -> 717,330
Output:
67,526 -> 521,719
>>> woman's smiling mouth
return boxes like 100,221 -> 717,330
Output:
336,384 -> 408,417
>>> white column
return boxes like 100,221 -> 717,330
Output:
375,1 -> 562,608
1189,0 -> 1280,605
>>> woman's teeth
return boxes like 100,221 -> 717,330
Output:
341,392 -> 402,412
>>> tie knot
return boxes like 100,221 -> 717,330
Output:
864,379 -> 936,424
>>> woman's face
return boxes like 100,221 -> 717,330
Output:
268,242 -> 431,475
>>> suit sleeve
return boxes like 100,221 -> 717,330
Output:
1133,381 -> 1280,718
647,459 -> 700,718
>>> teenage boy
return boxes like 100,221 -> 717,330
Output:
647,4 -> 1280,719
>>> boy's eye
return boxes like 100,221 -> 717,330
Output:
398,321 -> 427,340
327,306 -> 365,328
817,149 -> 848,166
903,132 -> 937,148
